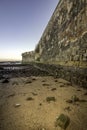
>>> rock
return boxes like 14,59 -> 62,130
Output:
84,92 -> 87,95
60,84 -> 65,87
54,80 -> 58,82
66,95 -> 79,104
66,99 -> 73,103
15,104 -> 21,107
42,80 -> 46,82
25,80 -> 32,84
32,78 -> 36,80
2,79 -> 9,83
42,83 -> 50,86
65,82 -> 71,86
26,97 -> 34,101
79,99 -> 87,102
31,92 -> 38,96
39,103 -> 42,106
55,114 -> 70,129
77,89 -> 81,91
64,106 -> 71,112
71,95 -> 79,102
46,97 -> 56,103
51,88 -> 57,91
7,93 -> 15,98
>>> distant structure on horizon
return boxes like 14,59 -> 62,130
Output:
22,0 -> 87,67
22,51 -> 35,63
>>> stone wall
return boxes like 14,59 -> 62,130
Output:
35,0 -> 87,67
22,0 -> 87,88
22,51 -> 35,63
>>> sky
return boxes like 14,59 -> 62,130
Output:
0,0 -> 59,61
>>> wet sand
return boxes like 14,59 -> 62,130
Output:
0,76 -> 87,130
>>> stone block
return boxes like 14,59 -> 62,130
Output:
55,114 -> 70,129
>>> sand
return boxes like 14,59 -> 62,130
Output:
0,76 -> 87,130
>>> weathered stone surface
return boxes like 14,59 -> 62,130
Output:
55,114 -> 70,129
34,0 -> 87,66
22,0 -> 87,87
22,0 -> 87,66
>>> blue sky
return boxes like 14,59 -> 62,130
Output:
0,0 -> 59,61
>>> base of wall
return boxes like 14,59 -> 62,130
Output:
33,62 -> 87,88
36,61 -> 87,68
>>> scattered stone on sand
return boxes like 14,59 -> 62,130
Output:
32,78 -> 36,81
60,84 -> 65,87
51,88 -> 57,91
42,83 -> 50,86
25,80 -> 32,84
39,103 -> 42,106
66,95 -> 87,104
59,82 -> 71,87
53,75 -> 58,79
31,92 -> 38,96
84,92 -> 87,95
42,80 -> 46,82
14,104 -> 21,107
0,64 -> 87,130
55,114 -> 70,129
2,79 -> 9,83
7,93 -> 15,98
46,97 -> 56,103
64,106 -> 71,112
65,82 -> 71,86
26,97 -> 34,101
58,81 -> 64,84
66,95 -> 79,104
71,95 -> 79,102
77,89 -> 81,91
66,99 -> 73,103
54,79 -> 58,82
79,99 -> 87,102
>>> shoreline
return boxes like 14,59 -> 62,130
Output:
0,63 -> 87,88
0,64 -> 87,130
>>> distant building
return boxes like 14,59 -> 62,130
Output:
22,51 -> 35,63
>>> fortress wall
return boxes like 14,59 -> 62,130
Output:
22,0 -> 87,87
35,0 -> 87,67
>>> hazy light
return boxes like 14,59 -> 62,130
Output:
0,0 -> 59,61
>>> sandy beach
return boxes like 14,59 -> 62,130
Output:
0,74 -> 87,130
0,0 -> 87,129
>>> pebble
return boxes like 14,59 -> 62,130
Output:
14,104 -> 21,107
